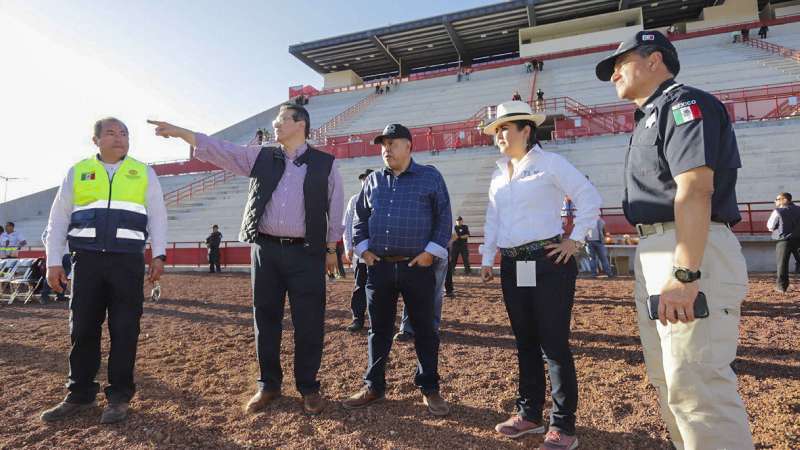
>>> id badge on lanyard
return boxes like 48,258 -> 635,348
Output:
516,261 -> 536,287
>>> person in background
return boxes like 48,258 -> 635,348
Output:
767,192 -> 800,293
343,169 -> 374,332
0,222 -> 27,258
587,217 -> 614,277
451,216 -> 472,275
205,225 -> 222,273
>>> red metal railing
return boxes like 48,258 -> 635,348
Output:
310,92 -> 379,143
162,170 -> 237,207
742,37 -> 800,63
16,200 -> 776,267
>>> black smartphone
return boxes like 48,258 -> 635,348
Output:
647,292 -> 709,320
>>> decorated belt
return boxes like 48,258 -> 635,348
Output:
499,236 -> 561,259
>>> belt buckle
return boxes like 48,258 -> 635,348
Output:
279,237 -> 292,245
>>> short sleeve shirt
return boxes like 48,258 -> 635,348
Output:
623,79 -> 742,225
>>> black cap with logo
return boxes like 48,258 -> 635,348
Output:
595,30 -> 680,82
373,123 -> 413,145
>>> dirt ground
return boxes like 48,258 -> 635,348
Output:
0,272 -> 797,449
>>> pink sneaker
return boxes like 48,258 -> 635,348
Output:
540,429 -> 579,450
494,415 -> 546,438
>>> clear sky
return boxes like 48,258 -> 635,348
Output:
0,0 -> 496,202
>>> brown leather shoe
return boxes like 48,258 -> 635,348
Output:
244,390 -> 280,414
302,392 -> 326,415
342,387 -> 384,410
40,400 -> 96,422
423,391 -> 450,416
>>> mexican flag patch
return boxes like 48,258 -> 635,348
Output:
80,171 -> 96,181
671,100 -> 702,125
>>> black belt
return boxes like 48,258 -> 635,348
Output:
259,233 -> 305,245
499,235 -> 561,259
381,256 -> 411,263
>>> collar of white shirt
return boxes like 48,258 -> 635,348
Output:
495,144 -> 542,175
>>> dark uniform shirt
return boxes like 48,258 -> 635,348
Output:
206,231 -> 222,250
454,224 -> 470,242
624,79 -> 742,226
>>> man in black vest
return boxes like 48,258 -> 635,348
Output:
205,224 -> 222,273
768,192 -> 800,293
148,104 -> 344,416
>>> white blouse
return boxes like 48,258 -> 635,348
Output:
481,145 -> 602,267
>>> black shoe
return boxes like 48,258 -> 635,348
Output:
346,320 -> 364,332
445,292 -> 455,298
393,331 -> 414,342
100,402 -> 130,424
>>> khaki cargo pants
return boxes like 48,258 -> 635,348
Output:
634,223 -> 754,450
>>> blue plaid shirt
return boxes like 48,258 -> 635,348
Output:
353,160 -> 451,259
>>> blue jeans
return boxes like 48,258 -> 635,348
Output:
401,255 -> 447,334
364,260 -> 439,394
500,254 -> 579,435
587,240 -> 613,276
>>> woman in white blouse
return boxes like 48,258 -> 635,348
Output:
480,101 -> 601,449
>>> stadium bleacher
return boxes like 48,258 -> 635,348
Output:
3,9 -> 800,273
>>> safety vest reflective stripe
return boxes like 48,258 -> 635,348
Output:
116,228 -> 146,240
68,228 -> 97,238
72,199 -> 147,215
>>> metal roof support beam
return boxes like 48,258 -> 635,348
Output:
369,34 -> 400,73
526,3 -> 536,26
442,20 -> 472,66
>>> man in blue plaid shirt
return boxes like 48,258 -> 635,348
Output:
343,123 -> 452,417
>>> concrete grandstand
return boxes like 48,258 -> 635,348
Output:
3,0 -> 800,272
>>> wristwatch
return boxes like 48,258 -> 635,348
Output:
673,266 -> 701,283
154,254 -> 167,262
326,247 -> 337,255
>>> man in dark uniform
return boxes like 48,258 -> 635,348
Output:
451,216 -> 471,274
596,30 -> 754,450
205,224 -> 222,273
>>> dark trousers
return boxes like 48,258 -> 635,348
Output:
364,260 -> 439,394
444,254 -> 454,294
41,253 -> 72,300
209,248 -> 221,272
336,242 -> 346,278
350,261 -> 368,322
251,237 -> 325,395
66,251 -> 144,404
450,240 -> 471,273
500,254 -> 578,435
776,238 -> 800,290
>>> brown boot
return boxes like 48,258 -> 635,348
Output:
40,401 -> 96,422
302,392 -> 326,415
244,390 -> 280,414
423,391 -> 450,416
342,387 -> 384,410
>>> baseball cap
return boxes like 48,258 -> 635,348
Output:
595,30 -> 679,81
373,123 -> 413,145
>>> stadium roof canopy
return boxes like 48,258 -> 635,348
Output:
289,0 -> 782,81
